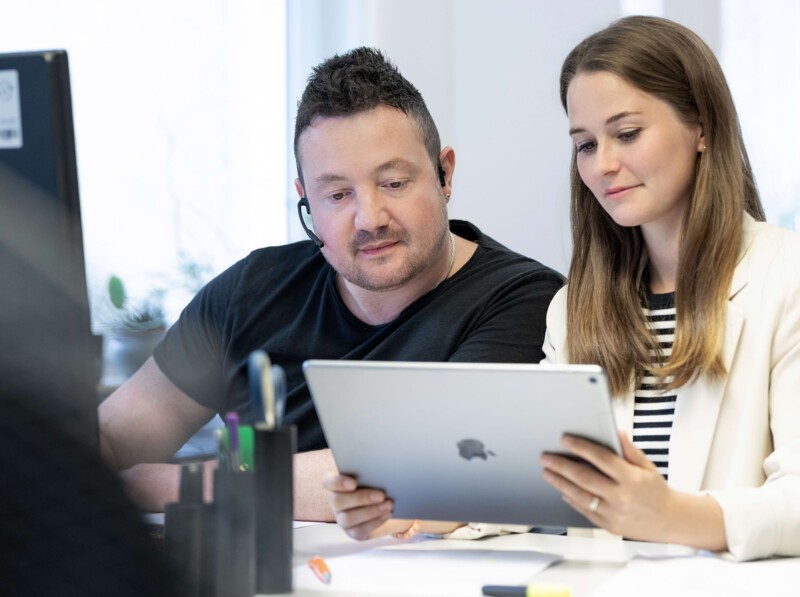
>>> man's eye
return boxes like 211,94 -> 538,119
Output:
383,180 -> 409,190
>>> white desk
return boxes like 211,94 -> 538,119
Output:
290,523 -> 694,596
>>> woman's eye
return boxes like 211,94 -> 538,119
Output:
576,141 -> 596,154
619,129 -> 641,142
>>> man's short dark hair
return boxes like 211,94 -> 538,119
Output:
294,47 -> 441,184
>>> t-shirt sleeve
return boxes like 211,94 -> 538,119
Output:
448,269 -> 564,364
153,258 -> 246,411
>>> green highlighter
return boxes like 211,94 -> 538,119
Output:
221,424 -> 254,471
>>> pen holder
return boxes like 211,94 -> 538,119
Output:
253,424 -> 296,594
214,468 -> 256,597
165,501 -> 209,597
165,464 -> 215,597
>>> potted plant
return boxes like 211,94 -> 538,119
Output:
101,275 -> 168,384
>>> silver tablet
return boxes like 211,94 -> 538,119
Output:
303,360 -> 621,528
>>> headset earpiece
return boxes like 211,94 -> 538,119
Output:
297,198 -> 324,248
438,164 -> 447,187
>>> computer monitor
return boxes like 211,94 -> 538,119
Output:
0,50 -> 98,451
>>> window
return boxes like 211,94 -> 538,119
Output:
1,1 -> 287,325
721,0 -> 800,230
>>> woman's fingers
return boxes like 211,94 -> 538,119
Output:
618,431 -> 658,470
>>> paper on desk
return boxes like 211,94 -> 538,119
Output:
590,553 -> 800,597
294,549 -> 560,595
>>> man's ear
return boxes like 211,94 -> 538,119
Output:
438,146 -> 456,197
294,178 -> 305,198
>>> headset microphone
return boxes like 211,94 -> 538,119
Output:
297,198 -> 324,248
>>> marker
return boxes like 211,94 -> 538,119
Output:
224,411 -> 241,472
271,364 -> 286,426
482,584 -> 572,597
307,555 -> 331,584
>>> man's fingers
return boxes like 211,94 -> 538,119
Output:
344,514 -> 395,541
330,487 -> 387,514
323,473 -> 357,491
337,502 -> 394,537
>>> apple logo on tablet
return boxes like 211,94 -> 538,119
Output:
457,438 -> 496,461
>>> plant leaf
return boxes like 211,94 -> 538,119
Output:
108,275 -> 127,309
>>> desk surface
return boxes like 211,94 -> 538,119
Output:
290,523 -> 694,596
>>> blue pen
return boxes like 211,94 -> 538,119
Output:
271,364 -> 286,426
225,411 -> 241,472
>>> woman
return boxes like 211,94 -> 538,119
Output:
540,15 -> 800,560
325,16 -> 800,560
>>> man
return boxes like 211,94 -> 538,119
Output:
99,47 -> 564,520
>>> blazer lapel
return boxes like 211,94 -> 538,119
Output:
668,303 -> 745,490
668,224 -> 752,491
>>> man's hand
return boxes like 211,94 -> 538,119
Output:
323,473 -> 464,540
323,473 -> 396,540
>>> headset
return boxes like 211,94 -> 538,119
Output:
297,162 -> 448,248
297,196 -> 324,247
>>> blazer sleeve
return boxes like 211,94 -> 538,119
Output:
541,286 -> 569,365
708,255 -> 800,560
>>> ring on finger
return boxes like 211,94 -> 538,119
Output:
589,495 -> 601,513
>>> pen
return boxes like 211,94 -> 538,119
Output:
247,349 -> 277,428
214,427 -> 229,471
307,555 -> 331,584
261,356 -> 276,429
225,411 -> 241,472
271,364 -> 286,426
178,462 -> 203,503
247,350 -> 267,422
482,584 -> 572,597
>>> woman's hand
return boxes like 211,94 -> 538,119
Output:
540,431 -> 718,545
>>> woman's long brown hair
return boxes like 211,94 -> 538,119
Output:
559,16 -> 765,396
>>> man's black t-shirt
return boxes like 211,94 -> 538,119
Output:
154,220 -> 564,452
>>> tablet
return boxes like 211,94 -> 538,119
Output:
303,360 -> 621,528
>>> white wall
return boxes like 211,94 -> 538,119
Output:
286,0 -> 798,276
286,0 -> 619,275
447,1 -> 618,274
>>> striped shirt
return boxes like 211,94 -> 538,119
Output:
633,292 -> 677,480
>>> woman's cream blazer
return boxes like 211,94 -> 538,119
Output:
543,214 -> 800,561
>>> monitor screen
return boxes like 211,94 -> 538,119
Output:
0,50 -> 98,451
